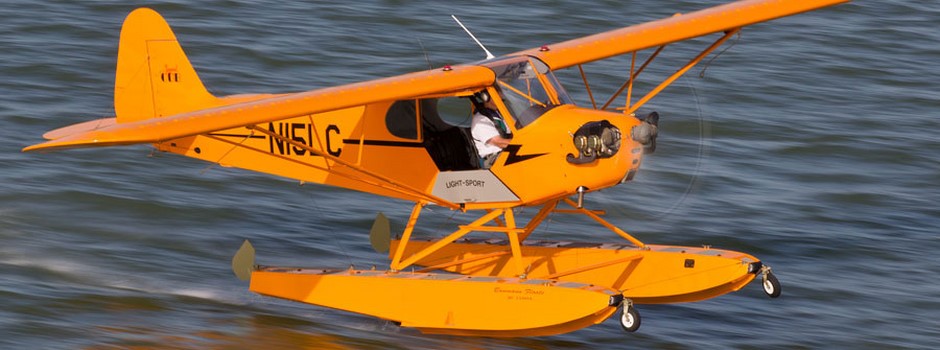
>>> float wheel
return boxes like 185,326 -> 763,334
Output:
762,270 -> 781,298
619,302 -> 641,332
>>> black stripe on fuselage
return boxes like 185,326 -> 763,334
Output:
341,139 -> 425,148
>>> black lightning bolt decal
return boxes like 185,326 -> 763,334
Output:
502,144 -> 548,166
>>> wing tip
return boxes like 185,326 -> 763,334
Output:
23,138 -> 144,153
23,129 -> 141,152
22,141 -> 62,153
23,139 -> 96,153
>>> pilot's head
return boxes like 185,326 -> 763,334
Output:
472,90 -> 490,104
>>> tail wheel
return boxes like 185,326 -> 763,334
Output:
619,302 -> 641,332
762,271 -> 782,298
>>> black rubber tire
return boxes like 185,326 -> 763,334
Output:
763,272 -> 782,298
619,304 -> 641,332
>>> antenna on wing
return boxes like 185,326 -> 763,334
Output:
416,38 -> 433,70
451,15 -> 495,59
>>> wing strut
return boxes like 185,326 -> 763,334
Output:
197,133 -> 434,204
599,45 -> 662,111
583,45 -> 667,111
576,65 -> 598,109
249,126 -> 460,209
625,28 -> 741,115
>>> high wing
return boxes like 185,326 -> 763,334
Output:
515,0 -> 849,70
24,65 -> 493,152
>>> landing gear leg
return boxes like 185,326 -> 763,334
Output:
619,299 -> 641,332
761,266 -> 782,298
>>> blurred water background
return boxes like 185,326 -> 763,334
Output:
2,1 -> 938,348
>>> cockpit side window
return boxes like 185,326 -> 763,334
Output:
544,70 -> 574,106
384,97 -> 480,171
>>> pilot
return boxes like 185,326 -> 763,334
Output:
470,91 -> 511,168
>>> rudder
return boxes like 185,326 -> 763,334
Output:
114,8 -> 217,122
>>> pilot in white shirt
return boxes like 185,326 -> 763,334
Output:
470,95 -> 511,168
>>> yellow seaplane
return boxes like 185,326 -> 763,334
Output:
25,0 -> 847,337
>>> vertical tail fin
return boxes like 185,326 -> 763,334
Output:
114,8 -> 217,122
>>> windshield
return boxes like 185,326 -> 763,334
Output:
485,56 -> 572,128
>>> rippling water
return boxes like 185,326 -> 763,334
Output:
2,1 -> 938,348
